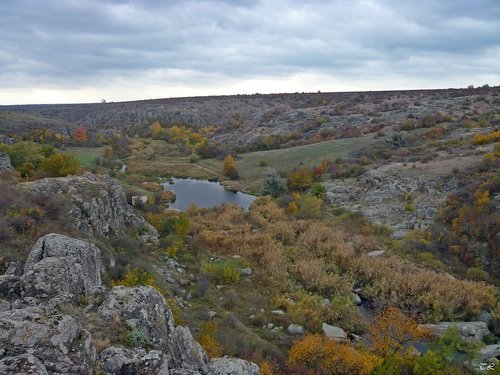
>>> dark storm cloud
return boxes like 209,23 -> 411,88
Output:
0,0 -> 499,98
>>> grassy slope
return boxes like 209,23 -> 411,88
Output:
61,146 -> 105,167
199,136 -> 377,192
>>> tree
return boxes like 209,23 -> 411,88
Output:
260,168 -> 286,197
288,166 -> 313,190
223,154 -> 239,179
41,153 -> 80,177
73,127 -> 88,143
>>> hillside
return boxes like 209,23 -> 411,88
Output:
0,87 -> 499,374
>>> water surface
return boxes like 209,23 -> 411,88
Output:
163,178 -> 256,211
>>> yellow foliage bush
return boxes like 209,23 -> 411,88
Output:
472,130 -> 500,145
288,334 -> 381,375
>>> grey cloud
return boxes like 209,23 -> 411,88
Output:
0,0 -> 499,95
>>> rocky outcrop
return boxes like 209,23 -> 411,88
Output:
0,153 -> 13,172
0,234 -> 260,374
200,357 -> 260,375
21,233 -> 102,300
97,285 -> 208,370
325,163 -> 458,235
22,172 -> 158,242
419,321 -> 490,343
0,306 -> 96,374
99,346 -> 169,375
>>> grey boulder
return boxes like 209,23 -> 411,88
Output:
201,357 -> 260,375
21,233 -> 102,300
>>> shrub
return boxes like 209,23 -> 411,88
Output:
41,153 -> 81,177
288,334 -> 380,375
198,321 -> 223,358
200,261 -> 240,284
288,166 -> 313,190
472,130 -> 500,145
260,168 -> 286,198
124,327 -> 151,349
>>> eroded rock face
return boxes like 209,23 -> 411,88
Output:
325,162 -> 458,235
22,172 -> 158,242
0,306 -> 96,375
200,357 -> 260,375
21,233 -> 102,300
0,232 -> 260,374
99,346 -> 169,375
97,285 -> 208,371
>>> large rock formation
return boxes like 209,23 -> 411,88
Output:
0,233 -> 260,374
21,233 -> 102,300
419,321 -> 490,343
325,162 -> 458,236
22,172 -> 158,242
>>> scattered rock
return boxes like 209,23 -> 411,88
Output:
271,309 -> 285,316
131,195 -> 148,207
419,321 -> 490,342
322,323 -> 348,340
367,250 -> 386,257
480,344 -> 500,361
208,311 -> 217,320
0,153 -> 13,173
200,356 -> 260,375
287,324 -> 305,335
239,268 -> 253,276
350,292 -> 362,305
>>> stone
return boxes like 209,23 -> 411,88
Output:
99,346 -> 169,375
419,321 -> 490,342
208,311 -> 217,320
0,299 -> 10,312
480,344 -> 500,361
239,268 -> 253,276
322,323 -> 347,340
0,354 -> 49,375
132,195 -> 148,207
367,250 -> 386,257
5,261 -> 24,276
22,173 -> 158,242
287,324 -> 305,335
0,153 -> 13,172
21,233 -> 102,300
0,307 -> 96,374
350,292 -> 362,305
0,275 -> 21,299
271,309 -> 285,315
97,285 -> 208,370
200,356 -> 260,375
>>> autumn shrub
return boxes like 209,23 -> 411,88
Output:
472,129 -> 500,145
288,334 -> 381,375
288,166 -> 313,190
353,256 -> 497,321
41,153 -> 81,177
369,307 -> 430,357
111,267 -> 155,287
198,321 -> 224,358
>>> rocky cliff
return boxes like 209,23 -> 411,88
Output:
0,233 -> 260,374
22,172 -> 159,243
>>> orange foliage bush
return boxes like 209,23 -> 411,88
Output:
472,130 -> 500,145
288,334 -> 380,375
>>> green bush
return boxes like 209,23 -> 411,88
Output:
201,261 -> 240,284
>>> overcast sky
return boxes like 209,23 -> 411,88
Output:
1,0 -> 499,104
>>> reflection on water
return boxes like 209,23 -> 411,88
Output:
162,178 -> 256,211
